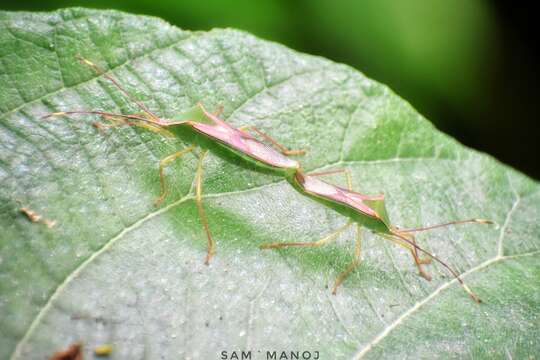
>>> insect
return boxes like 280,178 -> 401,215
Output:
45,57 -> 491,302
43,57 -> 305,265
262,167 -> 492,302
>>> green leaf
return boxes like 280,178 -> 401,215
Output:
1,8 -> 538,360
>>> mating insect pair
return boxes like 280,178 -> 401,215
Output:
44,57 -> 491,302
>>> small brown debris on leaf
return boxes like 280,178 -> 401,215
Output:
49,342 -> 82,360
20,207 -> 57,228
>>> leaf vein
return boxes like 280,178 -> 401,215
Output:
9,193 -> 193,360
352,250 -> 540,359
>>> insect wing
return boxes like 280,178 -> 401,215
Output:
241,137 -> 299,168
301,175 -> 380,218
192,122 -> 299,169
192,122 -> 250,153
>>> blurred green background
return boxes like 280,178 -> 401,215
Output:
3,0 -> 538,178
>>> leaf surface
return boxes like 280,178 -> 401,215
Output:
0,8 -> 538,359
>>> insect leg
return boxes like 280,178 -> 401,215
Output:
238,125 -> 306,156
259,221 -> 352,249
194,150 -> 214,265
154,145 -> 197,207
332,224 -> 362,294
90,112 -> 161,133
380,232 -> 432,279
391,231 -> 482,302
91,114 -> 132,131
406,233 -> 432,280
307,168 -> 353,190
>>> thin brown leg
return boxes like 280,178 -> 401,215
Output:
390,231 -> 481,302
194,150 -> 214,265
382,231 -> 432,280
91,112 -> 153,131
380,233 -> 414,251
239,125 -> 306,155
332,225 -> 362,294
405,233 -> 432,281
259,221 -> 352,249
154,145 -> 197,207
92,115 -> 132,131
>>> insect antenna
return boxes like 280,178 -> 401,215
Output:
75,55 -> 161,121
391,230 -> 482,303
41,110 -> 153,123
399,218 -> 493,233
41,110 -> 176,137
